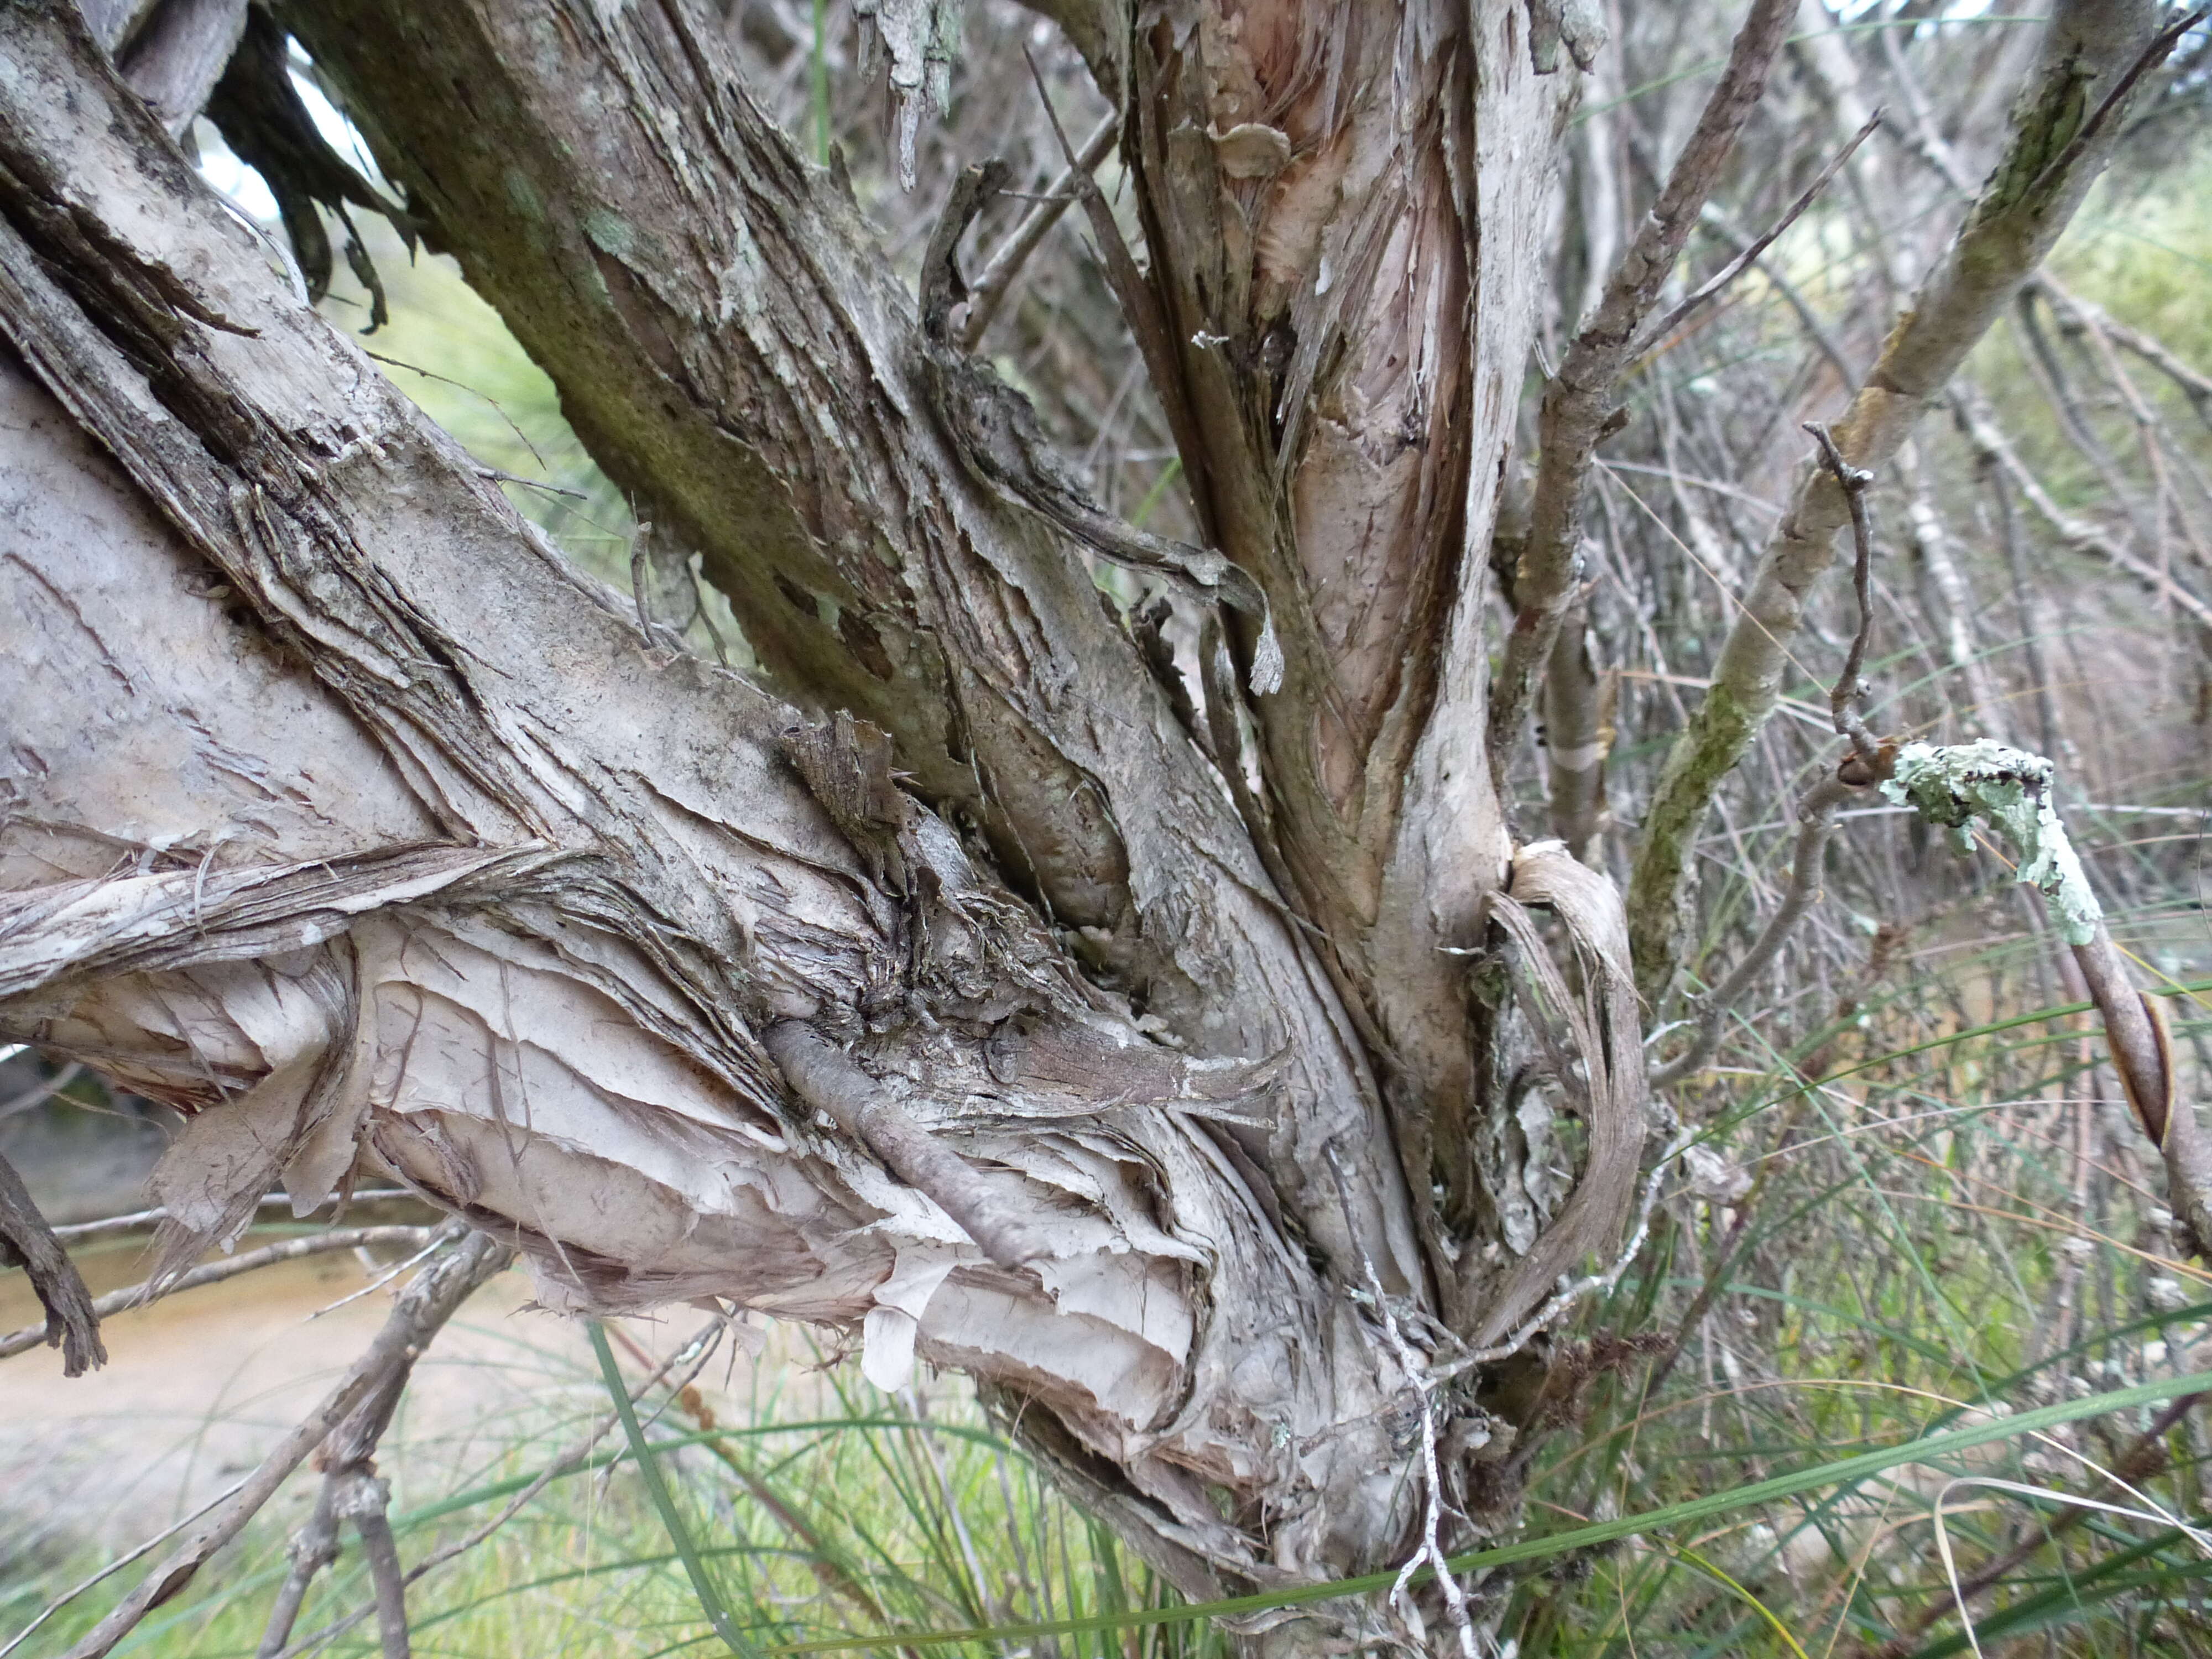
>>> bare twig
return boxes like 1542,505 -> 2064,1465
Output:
1625,0 -> 2172,1003
2035,275 -> 2212,428
1019,49 -> 1213,540
259,1330 -> 421,1658
957,112 -> 1117,351
2018,6 -> 2210,204
1,1475 -> 253,1659
1803,421 -> 1882,763
265,1317 -> 729,1659
1,1226 -> 438,1361
346,1479 -> 411,1659
257,1480 -> 343,1659
60,1228 -> 510,1659
53,1190 -> 415,1243
1488,0 -> 1798,780
1952,390 -> 2212,627
1628,108 -> 1884,364
0,1059 -> 81,1121
1652,771 -> 1871,1091
0,1150 -> 105,1375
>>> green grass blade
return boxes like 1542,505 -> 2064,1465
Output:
763,1368 -> 2212,1655
592,1320 -> 753,1657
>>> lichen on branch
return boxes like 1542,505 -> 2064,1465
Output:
1879,740 -> 2102,945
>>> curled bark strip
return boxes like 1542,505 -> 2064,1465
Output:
0,1150 -> 105,1375
203,6 -> 408,316
0,844 -> 560,1000
1472,844 -> 1648,1346
2072,930 -> 2209,1254
918,161 -> 1282,695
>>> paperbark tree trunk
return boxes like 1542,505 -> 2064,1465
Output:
0,0 -> 1611,1635
2,0 -> 2181,1643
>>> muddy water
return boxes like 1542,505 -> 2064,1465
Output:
0,1229 -> 777,1569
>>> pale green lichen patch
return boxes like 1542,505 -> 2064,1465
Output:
583,206 -> 635,260
1880,739 -> 2103,944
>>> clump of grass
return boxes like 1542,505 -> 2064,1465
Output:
2,1311 -> 1224,1659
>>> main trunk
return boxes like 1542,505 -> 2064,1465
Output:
0,0 -> 1619,1641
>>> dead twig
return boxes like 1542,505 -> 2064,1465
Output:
1019,50 -> 1214,542
0,1226 -> 438,1361
263,1316 -> 729,1659
60,1227 -> 510,1659
51,1190 -> 414,1243
1489,0 -> 1799,782
0,1150 -> 105,1375
1804,421 -> 1882,764
1652,771 -> 1871,1091
1629,108 -> 1884,364
258,1327 -> 419,1658
1,1476 -> 253,1659
957,112 -> 1117,351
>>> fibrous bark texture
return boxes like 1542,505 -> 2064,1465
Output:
13,0 -> 2168,1640
0,0 -> 1590,1627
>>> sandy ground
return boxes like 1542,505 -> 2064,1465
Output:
0,1231 -> 790,1573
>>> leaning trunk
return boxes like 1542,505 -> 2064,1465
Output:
0,0 -> 1613,1639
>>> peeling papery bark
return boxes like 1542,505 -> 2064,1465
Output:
271,0 -> 1422,1305
0,3 -> 1498,1609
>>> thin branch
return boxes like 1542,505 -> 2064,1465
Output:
1,1226 -> 438,1361
1019,49 -> 1214,541
2035,275 -> 2212,428
52,1190 -> 415,1243
1652,771 -> 1870,1091
0,1150 -> 105,1375
0,1059 -> 81,1121
1624,0 -> 2177,1003
957,112 -> 1117,352
1952,391 -> 2212,627
2018,5 -> 2210,204
1487,0 -> 1798,780
763,1021 -> 1055,1269
265,1317 -> 728,1659
58,1229 -> 510,1659
1803,422 -> 1882,763
257,1481 -> 343,1659
1,1475 -> 253,1659
1628,108 -> 1883,364
344,1480 -> 411,1659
